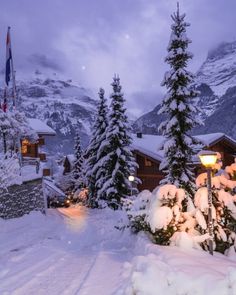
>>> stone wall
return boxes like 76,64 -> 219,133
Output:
0,178 -> 45,219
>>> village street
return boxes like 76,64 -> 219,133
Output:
2,206 -> 236,295
0,206 -> 135,295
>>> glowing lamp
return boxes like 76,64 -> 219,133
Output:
128,175 -> 135,182
198,151 -> 218,168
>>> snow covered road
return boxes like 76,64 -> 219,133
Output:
0,207 -> 134,295
2,206 -> 236,295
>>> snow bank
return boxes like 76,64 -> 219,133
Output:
118,237 -> 236,295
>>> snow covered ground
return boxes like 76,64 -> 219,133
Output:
1,207 -> 236,295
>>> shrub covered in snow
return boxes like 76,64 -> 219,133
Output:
0,153 -> 21,190
129,158 -> 236,255
194,158 -> 236,253
126,190 -> 152,233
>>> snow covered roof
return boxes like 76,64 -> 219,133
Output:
132,134 -> 164,162
28,118 -> 56,136
131,133 -> 236,162
194,133 -> 236,147
65,154 -> 75,166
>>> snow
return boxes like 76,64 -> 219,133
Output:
0,154 -> 22,189
28,118 -> 56,136
119,235 -> 236,295
21,165 -> 42,182
43,178 -> 66,197
0,207 -> 135,295
196,41 -> 236,96
1,207 -> 236,294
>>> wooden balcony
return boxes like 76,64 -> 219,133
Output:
39,153 -> 46,161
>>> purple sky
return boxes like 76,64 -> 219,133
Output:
0,0 -> 236,117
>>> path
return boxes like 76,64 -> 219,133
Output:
0,206 -> 134,295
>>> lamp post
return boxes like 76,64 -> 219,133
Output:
198,150 -> 218,255
128,175 -> 135,196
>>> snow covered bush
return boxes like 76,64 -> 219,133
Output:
194,158 -> 236,254
129,158 -> 236,255
0,152 -> 21,190
126,190 -> 152,233
145,184 -> 207,246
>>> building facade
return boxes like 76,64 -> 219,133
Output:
132,133 -> 236,192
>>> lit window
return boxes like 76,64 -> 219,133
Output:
21,139 -> 29,154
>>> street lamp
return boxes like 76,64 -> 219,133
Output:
198,150 -> 218,255
128,175 -> 135,196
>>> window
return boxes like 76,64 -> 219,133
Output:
144,157 -> 152,167
21,139 -> 29,154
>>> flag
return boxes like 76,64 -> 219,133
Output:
5,27 -> 12,87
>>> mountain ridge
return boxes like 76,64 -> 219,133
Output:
134,40 -> 236,140
1,71 -> 98,155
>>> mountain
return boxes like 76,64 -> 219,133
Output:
193,86 -> 236,138
133,41 -> 236,139
8,71 -> 98,155
196,41 -> 236,96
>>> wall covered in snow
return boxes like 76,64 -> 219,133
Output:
0,179 -> 45,219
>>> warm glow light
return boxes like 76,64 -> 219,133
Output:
128,175 -> 135,182
198,151 -> 218,168
21,139 -> 29,154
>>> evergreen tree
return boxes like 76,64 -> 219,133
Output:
73,132 -> 85,190
85,88 -> 109,207
96,75 -> 138,210
158,4 -> 201,195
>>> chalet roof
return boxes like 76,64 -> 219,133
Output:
131,133 -> 236,163
28,118 -> 56,136
65,154 -> 75,166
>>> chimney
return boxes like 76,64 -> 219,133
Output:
137,132 -> 142,138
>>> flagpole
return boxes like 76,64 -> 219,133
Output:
7,27 -> 22,165
7,27 -> 17,109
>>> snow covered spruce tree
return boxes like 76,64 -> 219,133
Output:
96,75 -> 138,210
85,88 -> 109,208
73,132 -> 86,190
158,5 -> 201,195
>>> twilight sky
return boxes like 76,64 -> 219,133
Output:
0,0 -> 235,118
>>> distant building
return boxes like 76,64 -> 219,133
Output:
21,118 -> 56,176
63,154 -> 75,174
132,133 -> 236,192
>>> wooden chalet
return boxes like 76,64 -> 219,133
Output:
132,133 -> 236,192
21,118 -> 56,176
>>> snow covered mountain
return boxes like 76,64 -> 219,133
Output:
133,41 -> 236,139
196,41 -> 236,96
6,71 -> 98,155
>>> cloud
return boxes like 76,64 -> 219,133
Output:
28,54 -> 63,72
0,0 -> 235,116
